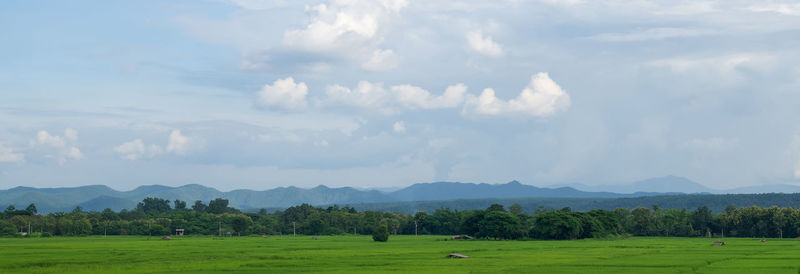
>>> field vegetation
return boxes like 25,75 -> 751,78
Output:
1,236 -> 800,273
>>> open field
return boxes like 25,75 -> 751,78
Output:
1,236 -> 800,273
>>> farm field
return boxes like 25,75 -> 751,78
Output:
1,236 -> 799,273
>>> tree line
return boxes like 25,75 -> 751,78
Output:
2,197 -> 799,240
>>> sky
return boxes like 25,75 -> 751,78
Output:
2,0 -> 800,191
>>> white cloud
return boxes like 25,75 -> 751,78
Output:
114,139 -> 163,160
114,130 -> 194,160
282,0 -> 407,70
393,121 -> 406,133
391,83 -> 468,109
36,130 -> 65,148
31,129 -> 83,163
463,72 -> 571,117
0,143 -> 24,163
166,130 -> 191,155
325,81 -> 392,111
361,49 -> 400,71
466,31 -> 504,57
256,77 -> 309,111
67,147 -> 83,160
325,82 -> 468,113
64,128 -> 78,143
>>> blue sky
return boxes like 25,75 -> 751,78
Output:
2,0 -> 800,191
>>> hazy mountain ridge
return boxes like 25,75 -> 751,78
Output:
2,176 -> 799,213
559,176 -> 800,194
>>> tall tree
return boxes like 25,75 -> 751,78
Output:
25,204 -> 37,215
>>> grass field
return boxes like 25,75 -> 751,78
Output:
1,236 -> 799,273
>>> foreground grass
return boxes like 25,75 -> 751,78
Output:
1,236 -> 799,273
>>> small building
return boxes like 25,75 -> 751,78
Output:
175,229 -> 185,236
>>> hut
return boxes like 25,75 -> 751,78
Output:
447,253 -> 470,258
712,241 -> 725,246
175,229 -> 185,236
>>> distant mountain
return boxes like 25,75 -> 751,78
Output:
339,193 -> 800,215
4,176 -> 797,213
0,184 -> 394,213
559,176 -> 800,195
389,181 -> 627,201
77,196 -> 138,212
722,184 -> 800,194
563,176 -> 711,194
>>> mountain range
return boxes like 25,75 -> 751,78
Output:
555,175 -> 800,194
2,176 -> 800,213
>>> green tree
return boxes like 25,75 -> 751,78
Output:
137,198 -> 172,214
149,224 -> 169,236
208,198 -> 230,214
0,220 -> 17,236
192,200 -> 207,212
478,211 -> 521,240
487,204 -> 506,212
372,223 -> 389,242
631,207 -> 654,235
25,203 -> 37,215
531,210 -> 582,240
229,215 -> 252,236
174,200 -> 187,210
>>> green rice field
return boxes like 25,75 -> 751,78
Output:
1,236 -> 799,273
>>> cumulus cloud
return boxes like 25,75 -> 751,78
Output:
282,0 -> 407,70
0,143 -> 24,163
392,83 -> 468,110
256,77 -> 309,111
466,31 -> 504,57
113,139 -> 164,160
325,81 -> 391,111
324,82 -> 468,113
114,130 -> 196,160
167,130 -> 191,155
463,72 -> 571,117
31,129 -> 83,163
36,130 -> 66,148
393,121 -> 406,133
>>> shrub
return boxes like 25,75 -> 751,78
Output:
372,223 -> 389,242
0,220 -> 18,237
